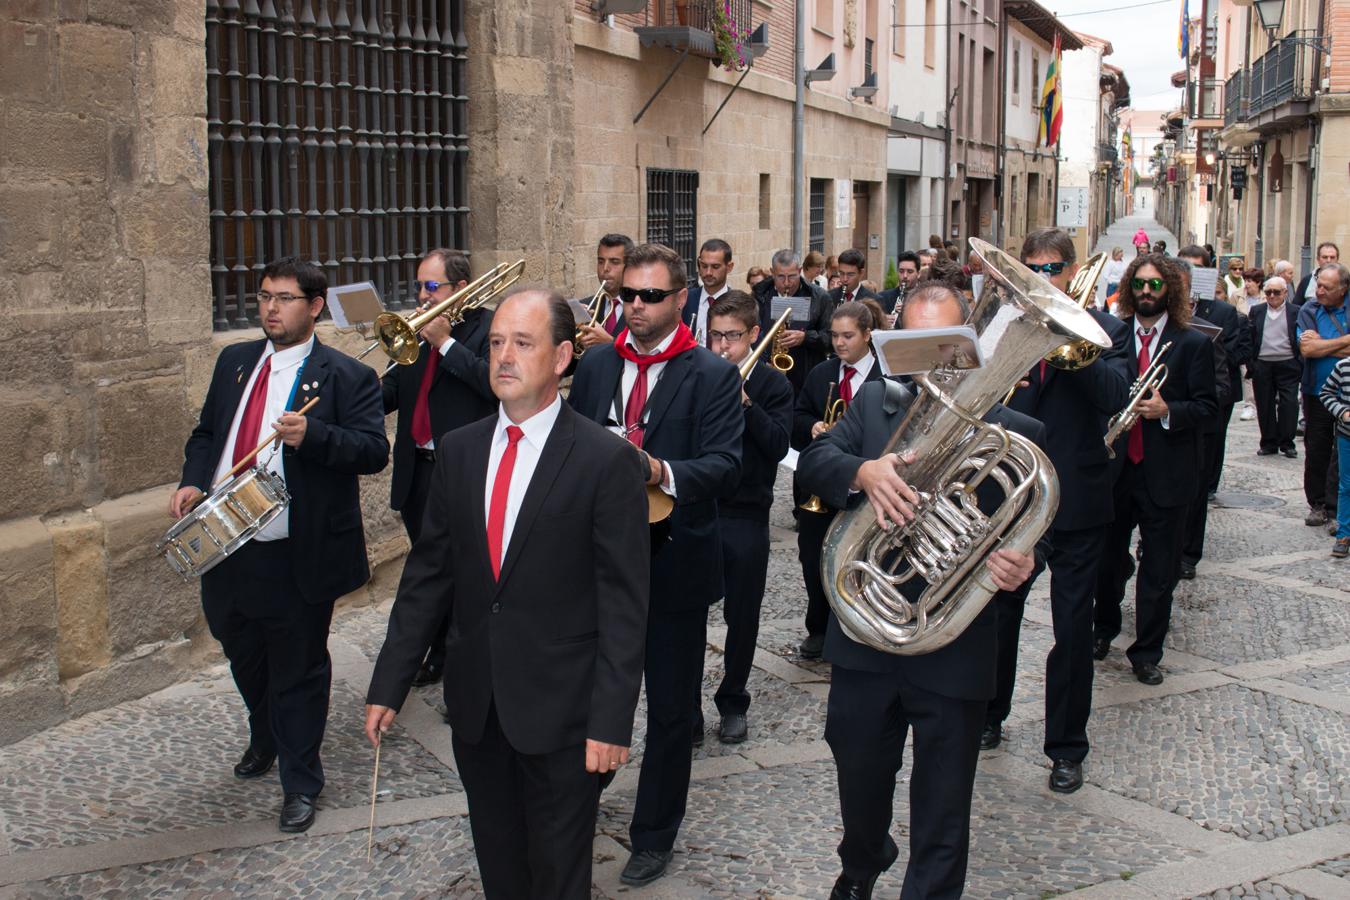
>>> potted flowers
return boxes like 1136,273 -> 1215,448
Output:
709,1 -> 750,71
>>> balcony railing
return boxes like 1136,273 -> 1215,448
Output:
1097,142 -> 1119,165
1188,78 -> 1224,120
1224,69 -> 1248,126
1248,30 -> 1316,117
643,0 -> 753,35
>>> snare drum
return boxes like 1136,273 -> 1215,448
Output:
158,467 -> 291,579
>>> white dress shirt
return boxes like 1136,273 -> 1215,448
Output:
484,394 -> 564,561
608,329 -> 678,496
838,353 -> 874,400
211,335 -> 316,541
1133,312 -> 1169,430
694,282 -> 729,346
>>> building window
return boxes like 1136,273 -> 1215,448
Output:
647,168 -> 699,280
1032,53 -> 1041,105
865,37 -> 875,80
759,173 -> 772,229
892,0 -> 904,55
1012,42 -> 1021,103
923,0 -> 936,67
809,179 -> 828,252
816,0 -> 834,31
205,0 -> 469,330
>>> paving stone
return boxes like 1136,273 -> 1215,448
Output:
1190,882 -> 1308,899
1314,853 -> 1350,881
1280,661 -> 1350,695
1257,558 -> 1350,591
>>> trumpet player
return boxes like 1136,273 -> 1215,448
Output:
700,291 -> 793,744
796,282 -> 1044,900
1093,255 -> 1218,686
382,249 -> 495,687
792,302 -> 883,660
575,233 -> 634,352
683,238 -> 736,346
984,228 -> 1133,794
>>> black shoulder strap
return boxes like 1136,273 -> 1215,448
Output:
881,377 -> 907,415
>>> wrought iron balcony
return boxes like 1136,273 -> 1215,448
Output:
1224,69 -> 1248,126
1247,30 -> 1316,118
1188,78 -> 1224,121
636,0 -> 755,61
1097,142 -> 1119,165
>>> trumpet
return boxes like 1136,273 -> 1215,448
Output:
800,382 -> 845,513
358,259 -> 525,368
728,309 -> 795,380
575,283 -> 607,359
770,319 -> 795,372
1104,341 -> 1173,458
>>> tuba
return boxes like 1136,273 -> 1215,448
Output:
820,239 -> 1110,656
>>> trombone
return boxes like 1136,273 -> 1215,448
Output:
575,282 -> 607,360
357,259 -> 525,371
1104,340 -> 1173,458
800,382 -> 845,513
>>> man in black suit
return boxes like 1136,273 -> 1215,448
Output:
699,290 -> 793,745
792,300 -> 885,660
1293,241 -> 1340,303
170,257 -> 389,833
365,289 -> 650,899
1094,255 -> 1218,685
984,228 -> 1132,794
683,238 -> 735,346
831,248 -> 881,309
752,248 -> 835,394
568,242 -> 743,887
797,283 -> 1043,900
877,250 -> 921,320
381,249 -> 496,685
1248,276 -> 1302,457
576,233 -> 635,350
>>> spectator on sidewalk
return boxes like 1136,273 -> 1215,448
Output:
1296,263 -> 1350,528
1295,242 -> 1341,303
1248,276 -> 1301,458
1316,354 -> 1350,558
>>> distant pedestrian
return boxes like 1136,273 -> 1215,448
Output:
1316,354 -> 1350,558
1104,247 -> 1127,301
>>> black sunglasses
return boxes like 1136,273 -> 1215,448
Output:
1131,277 -> 1165,292
1026,261 -> 1067,276
619,286 -> 680,305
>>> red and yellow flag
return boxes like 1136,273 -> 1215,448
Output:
1038,33 -> 1063,147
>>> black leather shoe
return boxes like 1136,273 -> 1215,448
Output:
1133,663 -> 1164,685
1283,448 -> 1298,459
1257,447 -> 1277,456
829,871 -> 880,900
1179,561 -> 1197,580
278,793 -> 317,833
411,661 -> 443,687
1092,638 -> 1111,661
620,849 -> 673,886
799,633 -> 825,660
1049,759 -> 1083,793
233,747 -> 275,780
979,723 -> 1002,750
719,713 -> 748,744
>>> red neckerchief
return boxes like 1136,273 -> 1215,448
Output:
612,323 -> 700,368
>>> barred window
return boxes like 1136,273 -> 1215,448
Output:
808,179 -> 827,253
646,169 -> 699,282
206,0 -> 469,330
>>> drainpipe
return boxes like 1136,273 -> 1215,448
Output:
995,2 -> 1008,245
1300,0 -> 1326,279
1254,140 -> 1265,267
792,0 -> 805,253
942,0 -> 953,241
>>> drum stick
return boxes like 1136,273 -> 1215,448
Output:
367,735 -> 382,863
212,395 -> 321,489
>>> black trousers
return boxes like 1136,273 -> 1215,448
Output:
714,514 -> 771,717
988,525 -> 1104,764
1303,393 -> 1341,511
1094,461 -> 1185,668
401,452 -> 451,668
1182,429 -> 1220,565
452,705 -> 603,900
825,664 -> 985,899
1206,401 -> 1235,496
201,539 -> 335,796
798,508 -> 835,637
630,605 -> 708,852
1251,358 -> 1300,451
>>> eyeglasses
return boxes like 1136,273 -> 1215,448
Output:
707,329 -> 747,343
1264,289 -> 1285,296
1026,261 -> 1067,275
618,286 -> 680,305
414,279 -> 451,294
255,291 -> 309,306
1131,277 -> 1165,292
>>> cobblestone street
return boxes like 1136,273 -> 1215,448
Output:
1,415 -> 1348,899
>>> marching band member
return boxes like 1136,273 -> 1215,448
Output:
170,257 -> 388,833
575,233 -> 635,351
683,238 -> 736,346
792,301 -> 884,660
366,289 -> 650,898
984,228 -> 1132,794
567,242 -> 743,887
797,283 -> 1043,900
1094,255 -> 1218,685
382,249 -> 495,686
752,248 -> 835,394
701,290 -> 793,744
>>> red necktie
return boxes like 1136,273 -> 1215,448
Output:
487,425 -> 524,580
231,355 -> 272,468
1127,329 -> 1154,465
844,291 -> 853,305
623,360 -> 657,449
839,365 -> 857,405
410,346 -> 441,446
603,299 -> 619,334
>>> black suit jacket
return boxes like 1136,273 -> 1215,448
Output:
1119,315 -> 1218,506
680,283 -> 726,342
568,341 -> 744,611
791,356 -> 885,452
830,285 -> 881,308
366,402 -> 651,753
1194,297 -> 1250,403
752,276 -> 835,392
795,380 -> 1048,700
179,338 -> 390,603
1295,274 -> 1316,304
722,362 -> 793,518
381,308 -> 496,510
1008,308 -> 1133,531
1248,300 -> 1302,361
877,286 -> 907,315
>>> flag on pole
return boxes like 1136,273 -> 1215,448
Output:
1179,0 -> 1189,58
1038,33 -> 1063,148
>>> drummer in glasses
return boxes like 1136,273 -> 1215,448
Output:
169,256 -> 388,834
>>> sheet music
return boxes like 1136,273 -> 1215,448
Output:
770,296 -> 811,325
1189,267 -> 1219,300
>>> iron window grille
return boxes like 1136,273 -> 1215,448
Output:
646,168 -> 699,282
808,179 -> 827,253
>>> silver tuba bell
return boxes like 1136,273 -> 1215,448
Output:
820,238 -> 1111,655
